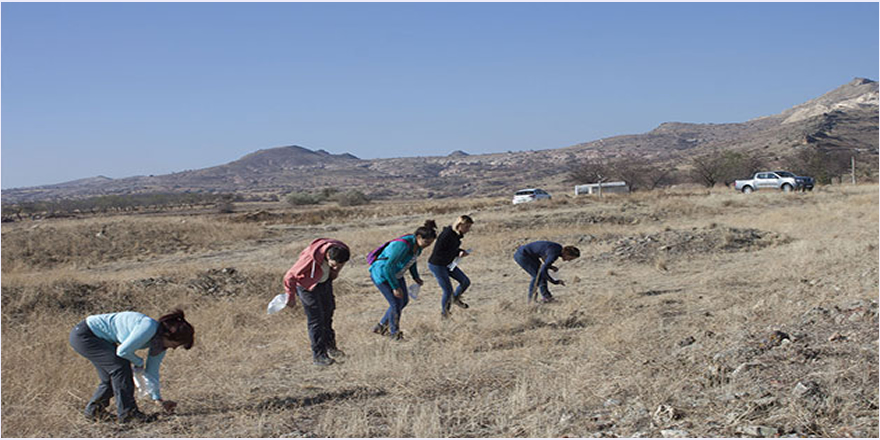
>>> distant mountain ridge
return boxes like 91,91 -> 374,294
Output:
3,78 -> 877,204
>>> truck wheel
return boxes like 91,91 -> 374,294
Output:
742,186 -> 754,194
781,184 -> 792,192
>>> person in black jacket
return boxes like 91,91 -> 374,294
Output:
514,241 -> 580,303
428,215 -> 474,318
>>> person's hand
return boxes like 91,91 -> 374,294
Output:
329,266 -> 341,280
394,288 -> 404,298
558,280 -> 566,286
285,292 -> 296,307
415,278 -> 424,286
159,400 -> 177,414
459,250 -> 470,257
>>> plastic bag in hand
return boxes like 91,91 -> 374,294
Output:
447,248 -> 474,270
408,283 -> 421,300
266,293 -> 287,314
133,368 -> 158,399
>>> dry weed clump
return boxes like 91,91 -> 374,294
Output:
1,216 -> 265,272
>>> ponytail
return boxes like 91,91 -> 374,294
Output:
414,219 -> 438,240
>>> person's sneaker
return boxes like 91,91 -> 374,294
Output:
536,296 -> 556,304
388,331 -> 404,341
85,409 -> 115,422
313,355 -> 336,367
327,347 -> 346,358
371,323 -> 388,336
452,296 -> 469,309
118,409 -> 156,424
440,312 -> 450,320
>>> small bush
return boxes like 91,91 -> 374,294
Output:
334,190 -> 370,207
286,192 -> 323,206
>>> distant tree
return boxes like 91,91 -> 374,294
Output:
568,155 -> 675,192
689,150 -> 764,188
216,195 -> 236,214
785,147 -> 853,185
718,151 -> 765,187
286,192 -> 323,206
334,190 -> 370,206
566,158 -> 610,185
690,153 -> 725,188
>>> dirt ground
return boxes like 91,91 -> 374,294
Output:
2,184 -> 877,437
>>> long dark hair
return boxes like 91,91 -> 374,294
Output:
157,309 -> 195,350
414,220 -> 438,240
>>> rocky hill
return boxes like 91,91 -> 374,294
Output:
3,78 -> 876,204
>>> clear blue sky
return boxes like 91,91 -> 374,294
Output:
2,2 -> 878,189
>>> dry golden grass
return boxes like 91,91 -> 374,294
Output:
2,184 -> 877,437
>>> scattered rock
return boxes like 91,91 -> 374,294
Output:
759,330 -> 790,349
792,381 -> 821,399
828,332 -> 847,342
738,425 -> 779,438
660,429 -> 690,438
652,404 -> 680,426
678,336 -> 696,347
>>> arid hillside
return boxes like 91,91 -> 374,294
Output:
3,78 -> 877,204
1,184 -> 878,437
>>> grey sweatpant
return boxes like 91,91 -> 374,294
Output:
69,320 -> 139,419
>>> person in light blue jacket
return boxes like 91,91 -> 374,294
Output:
369,220 -> 438,340
69,309 -> 194,423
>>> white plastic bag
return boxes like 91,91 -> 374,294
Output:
133,368 -> 158,399
447,248 -> 474,270
408,283 -> 421,300
266,293 -> 288,314
548,268 -> 561,282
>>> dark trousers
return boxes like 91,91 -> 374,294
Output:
297,281 -> 337,359
514,249 -> 551,301
69,320 -> 138,419
428,263 -> 471,315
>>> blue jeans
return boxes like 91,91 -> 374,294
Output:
373,275 -> 409,335
514,249 -> 550,301
428,263 -> 471,315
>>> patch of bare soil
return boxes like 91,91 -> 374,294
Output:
597,226 -> 789,263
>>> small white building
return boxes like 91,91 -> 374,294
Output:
574,181 -> 630,196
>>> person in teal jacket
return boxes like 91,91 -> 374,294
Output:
69,309 -> 194,423
369,220 -> 438,340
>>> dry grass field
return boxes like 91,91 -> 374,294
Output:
2,185 -> 878,438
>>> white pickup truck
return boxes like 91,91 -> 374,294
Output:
734,171 -> 799,193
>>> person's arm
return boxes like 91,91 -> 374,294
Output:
409,259 -> 422,284
538,251 -> 561,285
116,319 -> 158,367
143,350 -> 166,400
144,351 -> 177,413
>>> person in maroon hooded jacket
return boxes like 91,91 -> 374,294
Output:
283,238 -> 351,366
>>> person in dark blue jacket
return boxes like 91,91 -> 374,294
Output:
514,241 -> 580,303
369,220 -> 438,340
428,215 -> 474,318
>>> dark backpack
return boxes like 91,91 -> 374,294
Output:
366,235 -> 411,266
